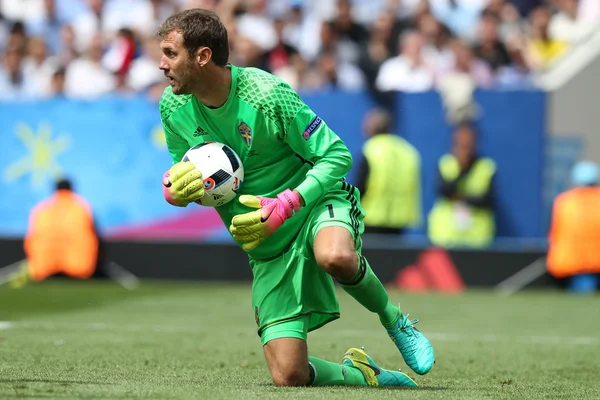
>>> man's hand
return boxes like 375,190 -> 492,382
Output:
229,189 -> 301,252
162,161 -> 204,207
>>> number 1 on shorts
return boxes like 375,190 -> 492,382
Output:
326,204 -> 334,218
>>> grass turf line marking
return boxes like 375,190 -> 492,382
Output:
10,321 -> 600,346
314,330 -> 600,346
0,321 -> 14,330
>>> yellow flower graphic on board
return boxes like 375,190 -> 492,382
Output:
4,123 -> 71,188
151,125 -> 167,150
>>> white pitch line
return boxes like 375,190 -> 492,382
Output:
8,321 -> 600,346
495,257 -> 548,295
0,321 -> 14,330
313,329 -> 600,346
430,332 -> 600,346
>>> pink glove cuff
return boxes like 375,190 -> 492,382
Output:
274,189 -> 301,218
162,170 -> 181,207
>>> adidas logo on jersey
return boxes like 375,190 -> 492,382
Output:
193,126 -> 209,137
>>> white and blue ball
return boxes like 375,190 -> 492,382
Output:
182,142 -> 244,207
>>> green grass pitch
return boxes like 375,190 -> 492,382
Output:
1,280 -> 599,399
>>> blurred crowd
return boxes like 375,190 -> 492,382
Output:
0,0 -> 599,101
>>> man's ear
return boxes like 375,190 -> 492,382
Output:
196,47 -> 212,67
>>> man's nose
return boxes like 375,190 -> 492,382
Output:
159,56 -> 169,70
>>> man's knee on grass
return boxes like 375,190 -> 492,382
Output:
314,227 -> 358,282
270,363 -> 311,387
264,338 -> 311,387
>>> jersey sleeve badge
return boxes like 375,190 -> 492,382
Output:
303,116 -> 322,140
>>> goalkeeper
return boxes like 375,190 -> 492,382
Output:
158,9 -> 434,388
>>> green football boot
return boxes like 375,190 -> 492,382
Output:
342,347 -> 417,387
387,311 -> 435,375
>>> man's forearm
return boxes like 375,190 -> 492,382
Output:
294,141 -> 352,206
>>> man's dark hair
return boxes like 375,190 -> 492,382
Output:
480,9 -> 500,22
56,178 -> 72,191
53,67 -> 66,79
371,108 -> 392,134
157,9 -> 229,66
456,122 -> 476,134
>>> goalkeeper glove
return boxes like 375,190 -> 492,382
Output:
229,189 -> 302,252
162,161 -> 204,207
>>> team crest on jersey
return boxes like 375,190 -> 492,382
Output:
238,122 -> 252,147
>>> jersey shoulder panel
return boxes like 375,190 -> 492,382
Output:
236,67 -> 305,129
159,85 -> 193,122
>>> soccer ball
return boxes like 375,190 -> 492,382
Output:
181,142 -> 244,207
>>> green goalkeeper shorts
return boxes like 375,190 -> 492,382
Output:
250,181 -> 365,345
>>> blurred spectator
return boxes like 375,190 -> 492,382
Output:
49,67 -> 67,98
440,39 -> 494,87
0,44 -> 39,100
315,49 -> 365,91
281,0 -> 321,62
356,108 -> 421,235
329,0 -> 367,64
102,28 -> 136,89
494,35 -> 533,88
69,0 -> 173,52
17,0 -> 63,54
577,0 -> 600,25
0,11 -> 9,53
272,52 -> 323,92
547,161 -> 600,293
7,21 -> 27,51
418,14 -> 454,75
429,0 -> 489,42
549,0 -> 595,43
236,0 -> 277,52
229,34 -> 263,68
395,0 -> 428,20
510,0 -> 544,17
259,17 -> 299,74
357,13 -> 395,91
318,21 -> 353,66
473,13 -> 511,71
71,0 -> 105,53
375,31 -> 434,92
436,39 -> 493,123
179,0 -> 219,12
65,33 -> 115,99
408,0 -> 434,28
1,0 -> 48,32
334,0 -> 368,45
10,178 -> 100,287
483,0 -> 528,41
57,24 -> 79,66
0,0 -> 586,101
428,124 -> 496,248
126,36 -> 165,95
128,0 -> 178,38
22,36 -> 59,97
525,5 -> 568,70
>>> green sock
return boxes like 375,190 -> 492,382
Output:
340,255 -> 401,329
308,356 -> 367,386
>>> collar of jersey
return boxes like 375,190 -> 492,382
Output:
194,64 -> 238,116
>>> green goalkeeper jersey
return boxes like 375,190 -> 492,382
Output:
159,65 -> 353,260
